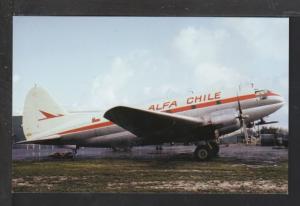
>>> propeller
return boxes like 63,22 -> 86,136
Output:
236,94 -> 249,144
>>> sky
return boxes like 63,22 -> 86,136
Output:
13,17 -> 289,128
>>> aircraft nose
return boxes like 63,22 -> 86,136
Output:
269,91 -> 285,104
274,94 -> 285,107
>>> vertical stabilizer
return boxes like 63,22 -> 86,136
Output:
22,86 -> 68,140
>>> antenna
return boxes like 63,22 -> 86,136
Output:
188,90 -> 194,94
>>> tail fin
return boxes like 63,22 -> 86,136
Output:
23,86 -> 68,140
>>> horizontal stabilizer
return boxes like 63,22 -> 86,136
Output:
255,118 -> 278,126
16,135 -> 61,145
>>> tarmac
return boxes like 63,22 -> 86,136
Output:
13,144 -> 288,164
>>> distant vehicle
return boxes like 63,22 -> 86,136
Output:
17,85 -> 284,161
260,134 -> 276,146
282,135 -> 288,147
260,134 -> 288,147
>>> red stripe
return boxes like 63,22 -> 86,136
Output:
39,110 -> 64,121
57,92 -> 278,135
58,121 -> 113,135
168,94 -> 256,113
267,91 -> 280,96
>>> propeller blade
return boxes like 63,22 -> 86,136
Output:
255,121 -> 278,126
237,93 -> 249,143
237,94 -> 243,115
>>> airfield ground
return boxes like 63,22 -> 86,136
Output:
12,144 -> 288,193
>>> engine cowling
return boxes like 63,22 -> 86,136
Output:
208,109 -> 241,135
218,121 -> 241,135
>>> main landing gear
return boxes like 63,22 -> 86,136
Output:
194,140 -> 219,161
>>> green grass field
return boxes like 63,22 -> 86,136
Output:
12,157 -> 288,193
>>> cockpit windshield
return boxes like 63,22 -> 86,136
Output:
255,89 -> 269,100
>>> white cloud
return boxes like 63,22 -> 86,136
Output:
173,27 -> 230,65
171,26 -> 248,91
87,22 -> 288,104
90,56 -> 134,109
220,18 -> 288,60
193,63 -> 247,90
87,48 -> 193,109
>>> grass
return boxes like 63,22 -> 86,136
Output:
12,157 -> 288,193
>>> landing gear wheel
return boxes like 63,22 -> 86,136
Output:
194,145 -> 211,161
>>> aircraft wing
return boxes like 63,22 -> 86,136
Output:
104,106 -> 208,141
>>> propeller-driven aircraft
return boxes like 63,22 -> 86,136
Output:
18,85 -> 284,161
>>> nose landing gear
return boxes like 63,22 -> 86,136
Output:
194,140 -> 219,161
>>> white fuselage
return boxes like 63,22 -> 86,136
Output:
48,88 -> 284,148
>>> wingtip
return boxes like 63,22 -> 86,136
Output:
15,140 -> 28,144
104,106 -> 118,120
104,106 -> 128,120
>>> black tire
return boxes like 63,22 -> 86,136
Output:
194,145 -> 211,161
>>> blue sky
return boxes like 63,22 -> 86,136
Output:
13,17 -> 289,128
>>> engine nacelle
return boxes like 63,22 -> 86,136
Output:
209,108 -> 238,126
208,109 -> 241,135
218,121 -> 241,135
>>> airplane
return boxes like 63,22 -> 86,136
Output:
17,85 -> 285,161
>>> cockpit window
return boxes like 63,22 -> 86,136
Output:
255,90 -> 269,100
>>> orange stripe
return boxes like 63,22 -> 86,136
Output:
58,121 -> 114,135
57,92 -> 278,135
170,105 -> 191,113
267,91 -> 280,96
167,94 -> 256,113
39,110 -> 64,121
